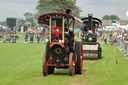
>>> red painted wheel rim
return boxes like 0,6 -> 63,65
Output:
81,44 -> 83,73
72,58 -> 74,75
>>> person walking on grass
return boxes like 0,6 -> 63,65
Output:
30,30 -> 34,43
37,33 -> 41,43
20,25 -> 24,34
104,33 -> 107,44
101,31 -> 104,44
12,26 -> 17,43
24,31 -> 29,44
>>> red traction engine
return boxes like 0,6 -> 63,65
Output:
38,13 -> 83,76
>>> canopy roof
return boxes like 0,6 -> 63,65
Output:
81,17 -> 102,25
38,13 -> 75,25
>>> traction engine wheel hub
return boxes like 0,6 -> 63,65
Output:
55,48 -> 62,54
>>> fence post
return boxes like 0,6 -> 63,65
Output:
119,39 -> 121,49
120,40 -> 123,50
124,43 -> 127,53
118,39 -> 120,46
123,41 -> 125,51
126,44 -> 128,56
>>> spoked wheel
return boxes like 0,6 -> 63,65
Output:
75,42 -> 83,74
69,53 -> 75,76
80,44 -> 83,73
43,54 -> 55,76
43,54 -> 48,76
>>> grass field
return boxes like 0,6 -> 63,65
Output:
0,40 -> 128,85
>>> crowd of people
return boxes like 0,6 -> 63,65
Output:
108,29 -> 128,45
96,28 -> 128,45
0,26 -> 17,43
1,24 -> 128,46
97,31 -> 108,44
0,25 -> 48,43
24,26 -> 47,43
107,29 -> 128,56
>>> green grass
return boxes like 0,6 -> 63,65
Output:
0,41 -> 128,85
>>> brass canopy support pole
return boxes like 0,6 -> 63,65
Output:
49,16 -> 51,42
62,16 -> 65,41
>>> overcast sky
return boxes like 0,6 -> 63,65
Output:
0,0 -> 128,21
0,0 -> 37,21
77,0 -> 128,20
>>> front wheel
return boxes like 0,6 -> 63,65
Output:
75,42 -> 83,74
69,53 -> 74,76
43,54 -> 48,76
43,54 -> 55,76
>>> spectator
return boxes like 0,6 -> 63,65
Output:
13,26 -> 17,34
124,33 -> 128,44
24,25 -> 28,32
11,26 -> 17,43
5,26 -> 11,33
34,26 -> 38,39
104,33 -> 107,44
111,32 -> 117,44
37,33 -> 41,43
110,31 -> 112,39
30,30 -> 34,43
40,27 -> 43,42
101,32 -> 104,43
12,33 -> 16,43
0,26 -> 5,32
24,32 -> 29,44
42,28 -> 46,41
20,26 -> 24,34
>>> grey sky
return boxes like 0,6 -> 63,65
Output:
0,0 -> 37,21
0,0 -> 128,21
77,0 -> 128,19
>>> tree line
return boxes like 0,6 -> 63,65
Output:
102,15 -> 120,20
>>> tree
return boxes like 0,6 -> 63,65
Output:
35,0 -> 81,19
24,12 -> 36,28
110,15 -> 120,20
102,15 -> 120,20
102,15 -> 110,20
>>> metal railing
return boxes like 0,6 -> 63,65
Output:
116,38 -> 128,56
